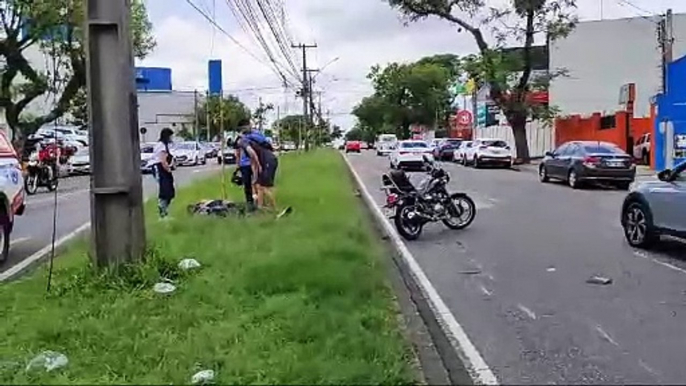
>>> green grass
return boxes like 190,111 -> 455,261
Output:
0,150 -> 416,384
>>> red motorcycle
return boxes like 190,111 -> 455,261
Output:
24,143 -> 60,195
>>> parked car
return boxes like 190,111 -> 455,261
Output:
434,139 -> 463,161
0,130 -> 25,262
140,143 -> 176,173
345,141 -> 362,153
200,142 -> 218,158
389,140 -> 434,170
633,133 -> 651,165
217,147 -> 237,164
37,126 -> 88,146
375,134 -> 398,156
465,138 -> 513,168
67,147 -> 90,175
620,160 -> 686,248
454,141 -> 474,164
539,141 -> 635,189
172,141 -> 206,166
282,141 -> 297,151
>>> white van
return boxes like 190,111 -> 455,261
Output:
375,134 -> 398,156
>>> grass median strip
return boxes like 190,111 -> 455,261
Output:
0,150 -> 416,384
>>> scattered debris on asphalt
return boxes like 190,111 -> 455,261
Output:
459,269 -> 482,275
191,369 -> 215,384
26,351 -> 68,372
179,258 -> 201,270
153,282 -> 176,294
586,275 -> 613,285
547,267 -> 556,272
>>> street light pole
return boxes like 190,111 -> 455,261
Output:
85,0 -> 145,266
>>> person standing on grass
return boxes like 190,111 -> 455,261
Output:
148,128 -> 175,219
233,135 -> 256,211
237,119 -> 279,211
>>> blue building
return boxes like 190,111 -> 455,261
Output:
654,55 -> 686,170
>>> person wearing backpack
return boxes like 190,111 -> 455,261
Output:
148,128 -> 175,219
237,119 -> 278,210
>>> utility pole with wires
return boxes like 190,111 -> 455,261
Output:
658,9 -> 674,93
206,91 -> 211,141
292,43 -> 316,150
85,0 -> 145,266
193,89 -> 199,141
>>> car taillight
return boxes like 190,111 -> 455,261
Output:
386,193 -> 398,206
583,156 -> 601,166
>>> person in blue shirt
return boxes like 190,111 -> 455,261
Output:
237,119 -> 279,210
233,133 -> 256,211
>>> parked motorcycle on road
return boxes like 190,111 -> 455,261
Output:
381,157 -> 476,240
24,150 -> 58,195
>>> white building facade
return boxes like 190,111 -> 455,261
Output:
549,14 -> 686,118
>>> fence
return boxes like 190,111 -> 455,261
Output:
474,120 -> 554,158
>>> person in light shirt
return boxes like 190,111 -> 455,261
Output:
147,128 -> 175,219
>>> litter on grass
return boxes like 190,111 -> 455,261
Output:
179,258 -> 201,270
187,200 -> 248,217
26,351 -> 68,372
191,369 -> 215,384
153,282 -> 176,294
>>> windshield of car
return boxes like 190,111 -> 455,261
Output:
141,146 -> 154,153
442,140 -> 462,148
176,143 -> 195,150
401,141 -> 428,148
481,140 -> 508,148
583,144 -> 625,154
379,135 -> 396,142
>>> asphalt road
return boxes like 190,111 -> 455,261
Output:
348,150 -> 686,384
3,163 -> 222,274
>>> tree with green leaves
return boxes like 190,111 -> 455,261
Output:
252,101 -> 274,131
384,0 -> 577,161
272,114 -> 311,148
195,95 -> 251,140
0,0 -> 156,144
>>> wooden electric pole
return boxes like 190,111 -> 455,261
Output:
85,0 -> 145,266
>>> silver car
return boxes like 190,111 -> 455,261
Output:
621,161 -> 686,248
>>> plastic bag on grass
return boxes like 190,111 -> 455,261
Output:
26,351 -> 68,372
153,282 -> 176,294
179,258 -> 201,270
191,369 -> 215,384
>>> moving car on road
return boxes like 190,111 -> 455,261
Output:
67,147 -> 90,175
466,138 -> 513,168
453,141 -> 473,164
434,139 -> 463,161
539,141 -> 635,189
389,140 -> 433,170
345,140 -> 362,153
0,130 -> 25,262
375,134 -> 398,156
173,141 -> 206,166
621,160 -> 686,248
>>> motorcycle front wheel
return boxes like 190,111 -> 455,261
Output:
47,177 -> 58,192
25,175 -> 38,195
394,204 -> 423,240
442,193 -> 476,230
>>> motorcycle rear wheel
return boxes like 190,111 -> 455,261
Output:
443,194 -> 476,230
394,204 -> 423,240
47,178 -> 58,191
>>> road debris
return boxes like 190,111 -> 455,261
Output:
459,269 -> 481,275
586,275 -> 612,285
191,369 -> 215,384
179,258 -> 201,270
153,282 -> 176,294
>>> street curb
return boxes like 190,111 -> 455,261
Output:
341,153 -> 497,385
0,222 -> 90,282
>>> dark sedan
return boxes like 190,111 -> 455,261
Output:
539,141 -> 636,189
434,139 -> 463,161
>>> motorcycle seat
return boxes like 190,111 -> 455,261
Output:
388,169 -> 416,193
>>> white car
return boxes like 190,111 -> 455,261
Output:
67,147 -> 90,175
466,138 -> 513,168
172,141 -> 206,166
633,133 -> 650,165
0,131 -> 25,262
389,140 -> 434,170
453,141 -> 474,164
140,143 -> 177,173
375,134 -> 398,156
37,126 -> 88,146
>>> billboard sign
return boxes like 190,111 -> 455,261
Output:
208,60 -> 223,96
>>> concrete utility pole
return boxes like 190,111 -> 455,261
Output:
292,43 -> 316,149
220,92 -> 226,200
85,0 -> 145,266
658,9 -> 674,94
193,89 -> 199,141
206,92 -> 211,141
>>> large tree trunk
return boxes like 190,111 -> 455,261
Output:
508,112 -> 530,163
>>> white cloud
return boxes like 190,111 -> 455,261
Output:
140,0 -> 686,130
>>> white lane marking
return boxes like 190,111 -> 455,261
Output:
343,155 -> 497,385
0,222 -> 90,282
595,324 -> 619,346
479,285 -> 492,297
634,250 -> 686,275
517,304 -> 537,320
639,359 -> 659,377
11,237 -> 30,246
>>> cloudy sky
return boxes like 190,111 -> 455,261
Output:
138,0 -> 686,129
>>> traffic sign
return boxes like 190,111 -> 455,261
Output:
456,110 -> 473,126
